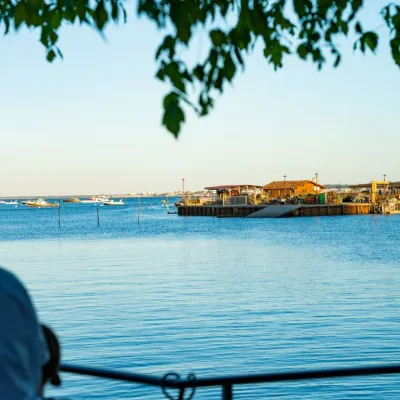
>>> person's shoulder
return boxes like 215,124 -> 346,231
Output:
0,266 -> 30,298
0,265 -> 20,282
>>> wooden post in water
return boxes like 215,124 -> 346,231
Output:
166,194 -> 169,214
182,178 -> 185,204
137,198 -> 141,224
97,206 -> 100,226
58,199 -> 61,227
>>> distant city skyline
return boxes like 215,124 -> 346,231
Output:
0,0 -> 398,196
0,179 -> 394,198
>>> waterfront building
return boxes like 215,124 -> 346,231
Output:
263,180 -> 325,198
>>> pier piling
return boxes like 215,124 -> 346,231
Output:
58,199 -> 61,227
137,198 -> 141,224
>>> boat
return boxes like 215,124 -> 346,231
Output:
102,199 -> 125,206
26,198 -> 58,208
3,200 -> 18,205
81,195 -> 110,204
63,197 -> 80,203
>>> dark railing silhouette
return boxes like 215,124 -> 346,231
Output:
60,362 -> 400,400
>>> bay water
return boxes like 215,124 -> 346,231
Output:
0,198 -> 399,399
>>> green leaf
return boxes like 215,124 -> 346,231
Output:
176,25 -> 191,44
94,1 -> 108,30
210,29 -> 226,46
49,30 -> 58,46
4,18 -> 10,35
390,38 -> 400,66
155,35 -> 175,60
352,0 -> 364,13
214,72 -> 223,92
310,32 -> 321,43
236,28 -> 251,50
46,49 -> 56,62
381,5 -> 391,26
111,2 -> 119,20
14,1 -> 28,29
162,92 -> 185,137
209,48 -> 219,67
198,93 -> 214,116
155,66 -> 166,81
339,20 -> 349,35
224,53 -> 236,81
233,47 -> 244,66
50,12 -> 62,29
333,53 -> 341,67
164,62 -> 185,92
355,21 -> 363,34
293,0 -> 307,17
193,65 -> 205,81
266,43 -> 289,70
297,43 -> 308,60
363,31 -> 379,53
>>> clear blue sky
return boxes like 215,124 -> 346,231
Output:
0,1 -> 399,196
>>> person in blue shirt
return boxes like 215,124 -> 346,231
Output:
0,267 -> 49,399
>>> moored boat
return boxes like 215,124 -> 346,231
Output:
63,197 -> 81,203
81,195 -> 110,204
103,199 -> 124,206
3,200 -> 18,205
27,198 -> 58,208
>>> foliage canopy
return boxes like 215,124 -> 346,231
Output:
1,0 -> 399,136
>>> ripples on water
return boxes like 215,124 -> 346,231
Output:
0,198 -> 399,399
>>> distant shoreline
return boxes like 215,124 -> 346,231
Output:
0,194 -> 177,200
0,183 -> 377,199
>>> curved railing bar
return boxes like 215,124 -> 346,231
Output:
60,363 -> 163,386
61,363 -> 400,388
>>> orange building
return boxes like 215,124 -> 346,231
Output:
263,180 -> 324,198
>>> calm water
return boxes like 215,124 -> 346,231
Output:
0,198 -> 399,399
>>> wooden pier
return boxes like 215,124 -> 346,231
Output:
178,205 -> 265,218
293,203 -> 370,217
177,203 -> 371,218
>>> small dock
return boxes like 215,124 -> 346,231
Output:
177,203 -> 371,218
178,205 -> 265,218
292,203 -> 370,217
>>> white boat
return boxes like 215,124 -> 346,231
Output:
3,200 -> 18,205
102,199 -> 124,206
81,195 -> 110,204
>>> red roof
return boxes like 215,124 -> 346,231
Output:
205,184 -> 263,190
263,180 -> 325,190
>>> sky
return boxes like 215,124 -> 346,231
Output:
0,1 -> 399,196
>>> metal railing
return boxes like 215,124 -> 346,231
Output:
60,362 -> 400,400
222,195 -> 248,206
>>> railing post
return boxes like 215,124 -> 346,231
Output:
178,388 -> 185,400
222,384 -> 233,400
